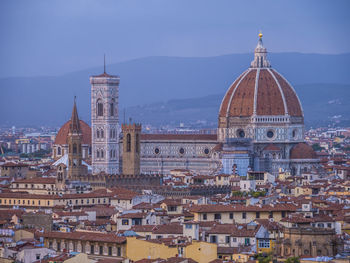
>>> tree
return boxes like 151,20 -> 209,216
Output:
232,190 -> 243,196
286,257 -> 300,263
312,143 -> 323,152
256,253 -> 272,263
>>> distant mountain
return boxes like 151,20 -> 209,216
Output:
125,83 -> 350,128
0,53 -> 349,127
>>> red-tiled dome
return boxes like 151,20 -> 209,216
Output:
290,143 -> 318,159
54,120 -> 91,145
219,68 -> 303,118
218,35 -> 303,124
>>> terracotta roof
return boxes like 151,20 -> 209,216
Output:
263,144 -> 281,151
119,212 -> 147,219
290,143 -> 318,159
91,72 -> 119,78
1,162 -> 29,167
219,68 -> 303,122
42,231 -> 126,243
54,120 -> 91,145
0,209 -> 25,221
162,199 -> 182,206
0,192 -> 60,199
131,225 -> 157,232
166,257 -> 197,263
13,177 -> 56,184
152,223 -> 183,235
140,134 -> 217,141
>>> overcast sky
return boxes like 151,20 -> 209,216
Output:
1,0 -> 349,77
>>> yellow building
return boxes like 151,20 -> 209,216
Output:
10,177 -> 58,195
0,192 -> 59,209
256,238 -> 276,254
294,186 -> 312,197
126,237 -> 217,263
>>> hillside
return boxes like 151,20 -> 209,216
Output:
124,83 -> 350,128
0,53 -> 349,127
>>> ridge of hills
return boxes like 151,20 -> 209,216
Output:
1,53 -> 349,127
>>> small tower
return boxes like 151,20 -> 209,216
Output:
122,123 -> 141,175
67,97 -> 83,178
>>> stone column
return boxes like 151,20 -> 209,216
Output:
77,241 -> 82,252
112,245 -> 117,256
69,241 -> 73,252
103,243 -> 108,256
86,241 -> 90,254
311,242 -> 317,257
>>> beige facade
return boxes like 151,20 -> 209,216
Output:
191,207 -> 291,224
10,177 -> 59,195
43,231 -> 126,258
277,227 -> 339,258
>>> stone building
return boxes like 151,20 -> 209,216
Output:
52,34 -> 321,177
90,70 -> 120,175
277,227 -> 340,258
121,123 -> 141,175
42,231 -> 126,258
217,33 -> 320,176
0,162 -> 29,178
22,212 -> 53,231
52,119 -> 91,160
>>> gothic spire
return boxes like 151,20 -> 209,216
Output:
70,96 -> 81,134
250,32 -> 271,68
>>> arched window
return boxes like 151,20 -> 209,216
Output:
110,150 -> 113,159
97,99 -> 103,117
57,147 -> 61,155
110,100 -> 114,116
73,143 -> 77,154
110,129 -> 112,138
136,133 -> 139,153
96,150 -> 100,158
101,129 -> 104,138
96,129 -> 100,138
101,150 -> 104,158
126,133 -> 131,152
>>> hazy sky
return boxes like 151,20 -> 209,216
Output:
1,0 -> 349,77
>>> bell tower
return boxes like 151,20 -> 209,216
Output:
90,63 -> 120,175
122,123 -> 141,175
67,97 -> 83,178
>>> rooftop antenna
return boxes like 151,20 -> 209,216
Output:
104,54 -> 106,73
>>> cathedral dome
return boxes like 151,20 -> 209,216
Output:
54,120 -> 91,145
219,34 -> 303,123
290,143 -> 318,159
